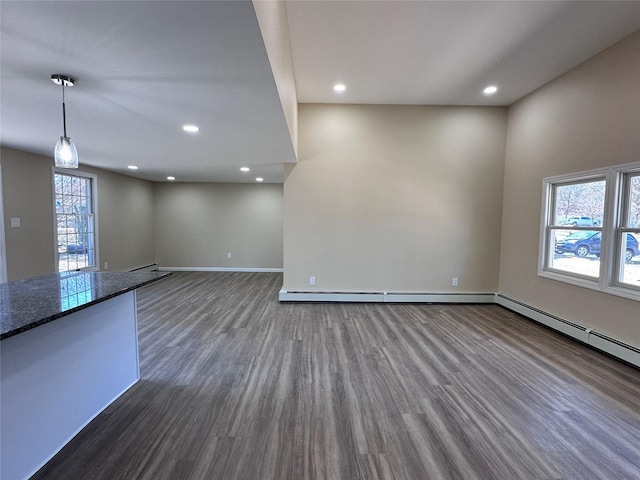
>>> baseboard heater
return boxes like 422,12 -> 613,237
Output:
278,290 -> 494,304
496,294 -> 639,368
158,267 -> 284,273
129,263 -> 159,273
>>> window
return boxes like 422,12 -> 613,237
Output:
539,162 -> 640,300
54,170 -> 98,272
618,172 -> 640,286
546,178 -> 605,279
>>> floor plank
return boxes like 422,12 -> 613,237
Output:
31,272 -> 640,480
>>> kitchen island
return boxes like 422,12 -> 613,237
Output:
0,270 -> 170,480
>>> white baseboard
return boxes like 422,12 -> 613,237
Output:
385,292 -> 495,303
494,294 -> 589,342
278,291 -> 385,302
278,290 -> 495,304
129,263 -> 159,273
158,266 -> 284,273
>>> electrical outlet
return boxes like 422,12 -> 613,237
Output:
452,277 -> 459,287
309,276 -> 316,286
104,262 -> 109,270
227,252 -> 232,259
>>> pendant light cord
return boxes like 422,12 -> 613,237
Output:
61,81 -> 68,138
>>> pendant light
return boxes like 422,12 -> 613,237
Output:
51,74 -> 78,168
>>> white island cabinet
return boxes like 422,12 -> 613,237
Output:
0,271 -> 169,480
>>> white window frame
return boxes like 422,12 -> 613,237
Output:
52,168 -> 99,273
539,161 -> 640,301
610,168 -> 640,294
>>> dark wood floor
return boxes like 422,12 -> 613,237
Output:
32,272 -> 640,480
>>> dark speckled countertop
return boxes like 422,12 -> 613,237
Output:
0,271 -> 171,340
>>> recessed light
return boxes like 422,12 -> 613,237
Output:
240,167 -> 250,172
167,176 -> 176,181
483,85 -> 498,95
256,177 -> 264,182
333,84 -> 346,92
127,165 -> 138,170
182,125 -> 199,133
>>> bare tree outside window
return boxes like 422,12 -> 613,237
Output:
548,179 -> 605,278
627,175 -> 640,228
619,174 -> 640,285
553,181 -> 605,226
54,172 -> 96,272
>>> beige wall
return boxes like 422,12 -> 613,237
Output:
1,147 -> 56,280
0,147 -> 155,280
500,31 -> 640,345
0,147 -> 282,280
284,104 -> 507,292
154,182 -> 283,269
80,164 -> 156,273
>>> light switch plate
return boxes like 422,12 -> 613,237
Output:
10,218 -> 20,228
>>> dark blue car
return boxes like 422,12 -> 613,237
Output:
555,231 -> 640,262
66,243 -> 88,254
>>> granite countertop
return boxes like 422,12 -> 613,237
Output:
0,271 -> 171,340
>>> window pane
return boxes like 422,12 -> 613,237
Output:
64,176 -> 69,193
72,176 -> 81,196
549,228 -> 601,278
553,180 -> 605,227
60,273 -> 94,311
626,175 -> 640,228
55,173 -> 96,272
620,232 -> 640,286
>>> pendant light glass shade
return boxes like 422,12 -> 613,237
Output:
54,136 -> 78,168
51,74 -> 78,168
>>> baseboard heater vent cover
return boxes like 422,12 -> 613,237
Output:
496,294 -> 639,368
279,290 -> 495,304
129,263 -> 159,273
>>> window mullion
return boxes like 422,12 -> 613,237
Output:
599,170 -> 618,290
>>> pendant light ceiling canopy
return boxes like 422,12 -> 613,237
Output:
51,74 -> 78,169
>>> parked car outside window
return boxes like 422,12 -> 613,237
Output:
562,216 -> 600,226
555,231 -> 639,262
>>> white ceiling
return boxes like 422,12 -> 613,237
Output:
287,1 -> 640,106
1,1 -> 295,183
2,1 -> 639,183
